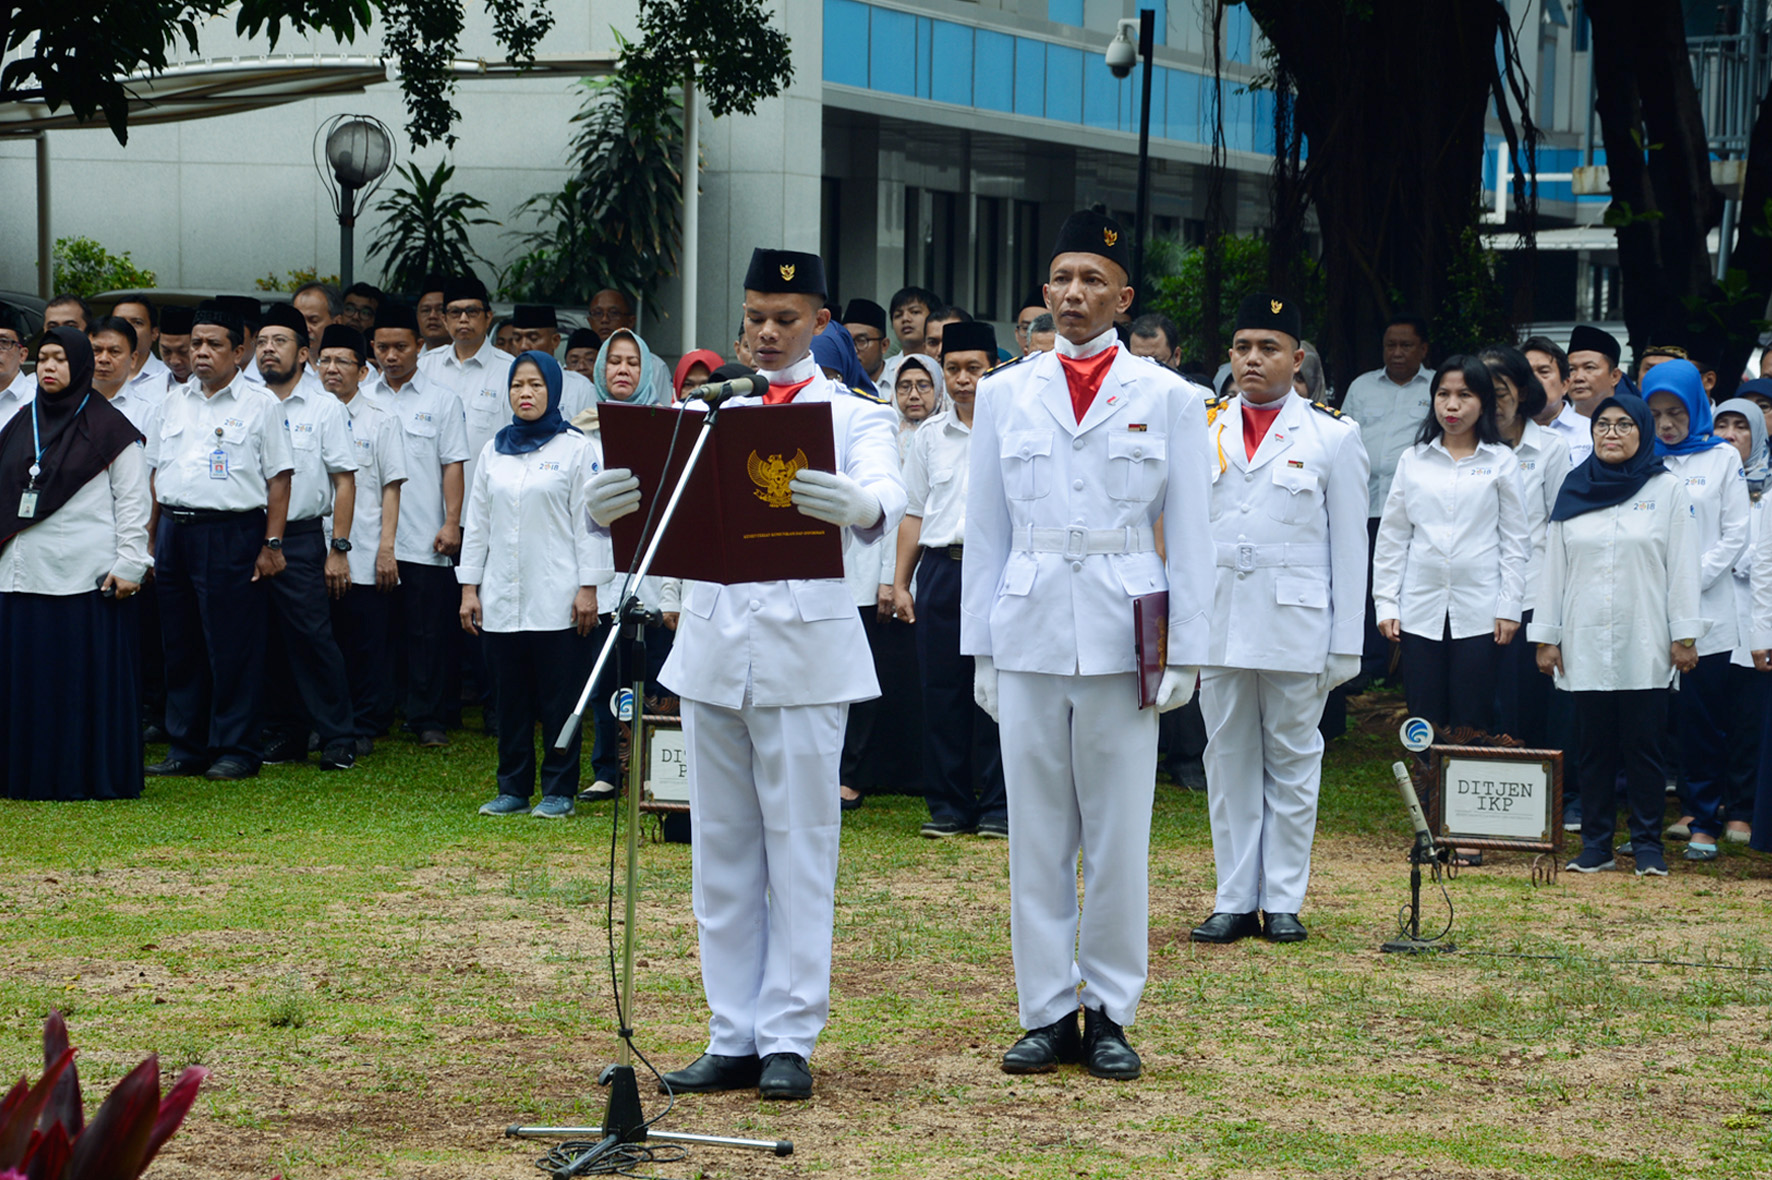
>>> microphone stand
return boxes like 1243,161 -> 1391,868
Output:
1381,761 -> 1456,955
513,397 -> 792,1172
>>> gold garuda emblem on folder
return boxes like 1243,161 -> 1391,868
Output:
748,449 -> 808,508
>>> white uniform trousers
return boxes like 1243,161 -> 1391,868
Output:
999,670 -> 1158,1030
1199,668 -> 1329,914
681,695 -> 847,1060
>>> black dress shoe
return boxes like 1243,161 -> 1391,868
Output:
319,741 -> 357,771
657,1053 -> 761,1094
1000,1012 -> 1081,1073
259,732 -> 307,764
417,728 -> 450,748
1189,911 -> 1261,943
204,757 -> 258,781
1082,1007 -> 1141,1080
1263,912 -> 1308,943
143,724 -> 169,743
145,757 -> 209,777
758,1052 -> 812,1100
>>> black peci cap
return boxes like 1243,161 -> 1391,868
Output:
565,327 -> 601,352
1568,324 -> 1621,366
1050,209 -> 1132,277
441,275 -> 489,308
842,298 -> 887,334
259,302 -> 310,346
743,248 -> 828,297
215,295 -> 263,330
159,305 -> 196,335
371,301 -> 420,336
1234,292 -> 1303,344
319,324 -> 368,361
512,304 -> 558,330
192,300 -> 242,336
942,321 -> 998,358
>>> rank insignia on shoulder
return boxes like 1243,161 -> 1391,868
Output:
848,383 -> 888,404
983,353 -> 1028,379
1204,395 -> 1226,427
1310,401 -> 1344,419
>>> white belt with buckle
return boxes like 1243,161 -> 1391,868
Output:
1013,525 -> 1156,560
1215,541 -> 1330,571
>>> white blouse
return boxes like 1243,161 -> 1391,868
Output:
0,442 -> 151,594
1528,471 -> 1705,692
1731,492 -> 1765,668
1372,438 -> 1530,640
1662,445 -> 1749,656
1512,419 -> 1572,613
457,430 -> 607,633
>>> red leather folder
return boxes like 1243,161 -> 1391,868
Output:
1133,591 -> 1169,709
600,401 -> 844,584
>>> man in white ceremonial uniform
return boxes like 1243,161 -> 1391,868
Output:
586,248 -> 905,1101
963,210 -> 1213,1080
1190,294 -> 1369,946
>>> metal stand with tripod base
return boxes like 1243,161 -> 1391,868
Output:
505,398 -> 792,1174
1379,760 -> 1457,955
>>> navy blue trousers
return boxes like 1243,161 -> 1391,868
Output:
485,628 -> 591,799
914,549 -> 1006,827
263,524 -> 354,748
156,511 -> 267,766
396,560 -> 460,733
331,582 -> 396,738
1575,689 -> 1669,859
1672,651 -> 1730,840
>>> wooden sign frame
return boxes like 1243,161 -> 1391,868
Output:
1425,732 -> 1564,854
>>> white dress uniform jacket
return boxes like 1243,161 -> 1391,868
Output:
1371,439 -> 1530,640
1203,393 -> 1370,672
147,375 -> 294,511
1527,472 -> 1705,691
1340,364 -> 1433,516
1662,444 -> 1749,657
457,430 -> 606,632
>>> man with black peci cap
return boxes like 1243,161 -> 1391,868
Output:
840,298 -> 891,397
254,303 -> 360,770
144,301 -> 295,781
1190,294 -> 1369,946
963,210 -> 1213,1081
158,305 -> 197,388
1565,324 -> 1625,420
586,248 -> 905,1101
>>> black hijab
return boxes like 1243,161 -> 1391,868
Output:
1549,394 -> 1666,522
0,327 -> 142,550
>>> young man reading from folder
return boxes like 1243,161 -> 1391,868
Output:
585,248 -> 904,1101
961,210 -> 1214,1081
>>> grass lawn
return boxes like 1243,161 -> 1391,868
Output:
2,702 -> 1770,1179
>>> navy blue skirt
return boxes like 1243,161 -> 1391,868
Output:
0,589 -> 143,801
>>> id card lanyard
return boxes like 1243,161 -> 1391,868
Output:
19,393 -> 89,519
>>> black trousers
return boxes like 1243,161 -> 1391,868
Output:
587,618 -> 671,787
1671,651 -> 1730,838
1398,624 -> 1499,734
1574,689 -> 1669,859
156,511 -> 267,766
1723,661 -> 1763,824
330,582 -> 396,738
263,524 -> 354,748
396,560 -> 461,733
1495,608 -> 1551,746
1361,518 -> 1391,677
840,607 -> 884,787
913,551 -> 1007,826
484,628 -> 592,800
137,581 -> 165,727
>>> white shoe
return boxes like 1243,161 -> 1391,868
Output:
577,779 -> 618,802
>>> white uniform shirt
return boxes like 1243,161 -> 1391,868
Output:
457,430 -> 606,632
1748,490 -> 1772,651
1663,444 -> 1749,656
104,386 -> 159,437
274,380 -> 358,522
1512,419 -> 1572,613
0,443 -> 151,592
1371,438 -> 1530,640
124,356 -> 170,409
1203,393 -> 1370,672
0,370 -> 35,430
559,368 -> 596,421
338,393 -> 408,586
1542,401 -> 1592,468
419,337 -> 514,484
146,374 -> 294,511
838,386 -> 899,608
1731,490 -> 1766,668
1527,471 -> 1705,691
901,405 -> 975,548
385,374 -> 470,567
1340,364 -> 1433,516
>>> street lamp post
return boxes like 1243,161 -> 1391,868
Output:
1107,11 -> 1156,310
313,114 -> 395,288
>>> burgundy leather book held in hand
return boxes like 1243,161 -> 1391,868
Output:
599,401 -> 844,585
1133,591 -> 1169,709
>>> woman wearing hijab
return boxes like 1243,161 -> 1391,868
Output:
811,323 -> 872,394
672,348 -> 726,402
1712,398 -> 1769,846
458,351 -> 606,819
0,328 -> 150,801
1531,395 -> 1704,876
1642,360 -> 1749,862
593,328 -> 665,408
891,354 -> 946,459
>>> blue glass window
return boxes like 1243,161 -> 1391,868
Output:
975,29 -> 1014,113
1165,67 -> 1203,145
1048,0 -> 1084,26
1046,45 -> 1083,124
916,17 -> 933,99
931,21 -> 974,106
1014,38 -> 1046,117
824,0 -> 871,88
1083,58 -> 1120,130
868,7 -> 917,97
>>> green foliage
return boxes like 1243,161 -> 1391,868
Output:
1432,225 -> 1511,358
619,0 -> 794,117
254,268 -> 342,293
502,73 -> 683,306
367,160 -> 497,295
1144,233 -> 1324,362
50,236 -> 157,299
2,0 -> 553,147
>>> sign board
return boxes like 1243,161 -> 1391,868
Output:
645,720 -> 689,803
1428,744 -> 1563,853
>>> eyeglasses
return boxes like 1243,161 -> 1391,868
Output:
444,305 -> 487,319
1015,321 -> 1038,335
850,333 -> 883,346
897,380 -> 935,395
0,339 -> 20,353
1593,420 -> 1638,436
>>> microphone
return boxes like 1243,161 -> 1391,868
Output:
691,374 -> 770,405
1391,761 -> 1434,844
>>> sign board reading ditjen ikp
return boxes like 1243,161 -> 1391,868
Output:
1427,745 -> 1564,853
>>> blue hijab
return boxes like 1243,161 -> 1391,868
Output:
592,328 -> 665,406
811,322 -> 872,393
1550,394 -> 1667,522
1643,359 -> 1728,458
494,351 -> 578,455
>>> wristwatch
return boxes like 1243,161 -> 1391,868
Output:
263,537 -> 283,552
331,537 -> 353,553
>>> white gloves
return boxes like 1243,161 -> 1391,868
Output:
790,469 -> 883,528
1322,653 -> 1361,693
1154,666 -> 1197,713
973,656 -> 1000,722
587,467 -> 642,527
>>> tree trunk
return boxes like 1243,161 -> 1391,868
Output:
1721,84 -> 1772,388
